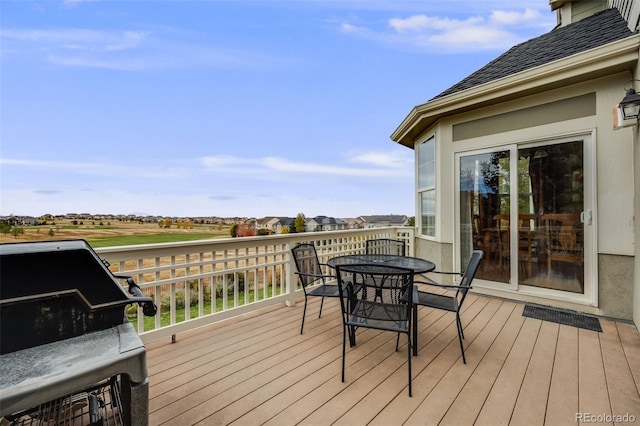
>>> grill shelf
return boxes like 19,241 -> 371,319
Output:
3,376 -> 124,426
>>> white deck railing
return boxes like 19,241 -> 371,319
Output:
96,227 -> 414,343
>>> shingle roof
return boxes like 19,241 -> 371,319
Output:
360,215 -> 407,225
432,8 -> 634,100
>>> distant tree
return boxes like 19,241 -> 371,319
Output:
257,228 -> 270,236
11,227 -> 24,239
230,224 -> 238,237
407,217 -> 415,226
294,213 -> 306,233
280,226 -> 290,234
236,224 -> 256,237
0,221 -> 11,236
48,228 -> 55,237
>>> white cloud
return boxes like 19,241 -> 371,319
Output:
201,153 -> 412,178
0,158 -> 186,179
63,0 -> 99,7
341,6 -> 554,53
389,15 -> 483,33
1,28 -> 148,51
2,150 -> 412,182
340,22 -> 366,34
429,26 -> 516,50
490,8 -> 541,26
1,27 -> 293,71
350,150 -> 413,168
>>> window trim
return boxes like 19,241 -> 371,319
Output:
416,135 -> 436,239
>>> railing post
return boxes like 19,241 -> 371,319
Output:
285,241 -> 297,307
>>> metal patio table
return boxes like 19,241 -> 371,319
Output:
327,253 -> 436,352
327,253 -> 435,274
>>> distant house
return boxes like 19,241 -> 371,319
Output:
390,1 -> 640,325
274,217 -> 295,233
341,217 -> 365,229
359,215 -> 409,229
1,216 -> 37,226
305,216 -> 348,232
255,217 -> 281,233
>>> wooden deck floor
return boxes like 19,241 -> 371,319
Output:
145,293 -> 640,425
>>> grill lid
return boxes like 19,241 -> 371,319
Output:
0,239 -> 156,354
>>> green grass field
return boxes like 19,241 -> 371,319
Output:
87,231 -> 230,247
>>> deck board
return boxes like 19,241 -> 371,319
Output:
578,327 -> 612,421
475,316 -> 541,425
599,320 -> 640,422
146,294 -> 640,425
438,304 -> 522,425
510,320 -> 558,426
545,324 -> 579,424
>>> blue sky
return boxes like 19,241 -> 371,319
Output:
1,0 -> 555,218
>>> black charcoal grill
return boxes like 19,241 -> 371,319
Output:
0,240 -> 157,425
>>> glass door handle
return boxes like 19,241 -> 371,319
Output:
580,210 -> 592,225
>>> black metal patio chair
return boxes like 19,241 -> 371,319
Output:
412,250 -> 484,363
291,243 -> 341,334
336,263 -> 415,396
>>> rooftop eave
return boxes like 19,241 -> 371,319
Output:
391,33 -> 640,148
549,0 -> 570,12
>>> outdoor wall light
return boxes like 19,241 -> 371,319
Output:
619,85 -> 640,121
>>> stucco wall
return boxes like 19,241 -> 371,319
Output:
415,238 -> 453,278
599,253 -> 634,320
631,55 -> 639,329
634,115 -> 640,328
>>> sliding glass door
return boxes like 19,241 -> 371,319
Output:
458,137 -> 592,298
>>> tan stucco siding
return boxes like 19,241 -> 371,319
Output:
451,93 -> 596,141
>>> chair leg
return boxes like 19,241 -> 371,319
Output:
300,295 -> 308,334
349,325 -> 357,347
318,296 -> 325,318
456,314 -> 466,364
457,314 -> 465,340
412,305 -> 419,356
342,324 -> 347,383
407,333 -> 412,397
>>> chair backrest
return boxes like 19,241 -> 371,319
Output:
291,243 -> 325,288
365,238 -> 406,256
493,214 -> 510,250
336,263 -> 414,312
519,213 -> 537,230
457,250 -> 485,304
541,213 -> 583,255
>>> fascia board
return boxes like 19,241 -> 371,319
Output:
391,34 -> 640,148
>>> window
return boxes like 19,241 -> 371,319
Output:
417,136 -> 435,237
